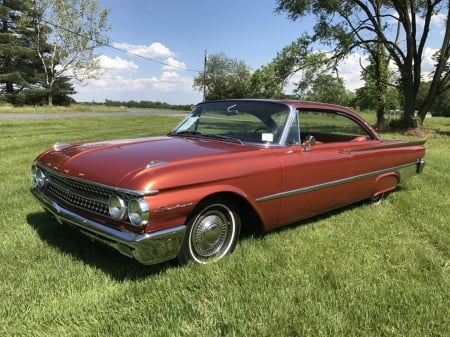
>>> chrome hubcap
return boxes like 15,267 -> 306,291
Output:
191,207 -> 232,258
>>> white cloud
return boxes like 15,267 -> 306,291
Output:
431,12 -> 447,27
98,55 -> 139,77
150,71 -> 193,92
337,53 -> 368,91
163,57 -> 187,71
73,60 -> 198,104
422,47 -> 438,71
73,38 -> 201,104
112,42 -> 174,58
70,55 -> 139,82
97,55 -> 138,72
414,11 -> 446,30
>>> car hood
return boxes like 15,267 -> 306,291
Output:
37,136 -> 255,187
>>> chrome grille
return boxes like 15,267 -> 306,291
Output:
44,169 -> 116,217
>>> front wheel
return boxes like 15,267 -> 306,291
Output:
178,197 -> 241,264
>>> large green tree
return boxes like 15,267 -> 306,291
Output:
193,53 -> 252,101
354,54 -> 400,118
248,63 -> 286,98
276,0 -> 450,129
32,0 -> 110,105
0,0 -> 43,104
303,73 -> 353,106
417,81 -> 450,117
265,44 -> 352,105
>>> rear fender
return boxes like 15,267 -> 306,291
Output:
373,172 -> 399,197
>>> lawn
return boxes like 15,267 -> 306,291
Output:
0,113 -> 449,337
0,103 -> 128,114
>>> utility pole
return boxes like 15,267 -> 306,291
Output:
203,50 -> 207,102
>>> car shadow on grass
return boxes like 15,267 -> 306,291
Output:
27,191 -> 396,279
240,192 -> 393,240
27,211 -> 177,281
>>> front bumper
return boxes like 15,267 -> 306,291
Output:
31,187 -> 186,265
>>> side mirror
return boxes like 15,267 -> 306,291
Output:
302,135 -> 316,152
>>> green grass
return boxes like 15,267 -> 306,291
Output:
1,114 -> 449,336
0,103 -> 128,114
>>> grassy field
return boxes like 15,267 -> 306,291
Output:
0,103 -> 128,114
0,113 -> 449,336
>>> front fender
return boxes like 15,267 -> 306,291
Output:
145,183 -> 271,232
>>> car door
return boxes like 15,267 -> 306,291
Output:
277,108 -> 380,226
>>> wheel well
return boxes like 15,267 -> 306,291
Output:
194,192 -> 264,234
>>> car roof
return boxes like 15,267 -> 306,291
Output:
202,99 -> 360,118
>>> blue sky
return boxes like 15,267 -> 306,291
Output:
73,0 -> 445,105
74,0 -> 305,104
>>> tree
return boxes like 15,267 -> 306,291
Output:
276,0 -> 450,129
355,57 -> 400,119
267,35 -> 312,100
304,73 -> 353,105
430,89 -> 450,116
248,63 -> 286,98
0,0 -> 43,105
353,80 -> 400,112
418,81 -> 450,116
193,53 -> 252,101
32,0 -> 110,105
265,43 -> 352,105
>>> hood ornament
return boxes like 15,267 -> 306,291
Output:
145,160 -> 168,169
53,142 -> 72,151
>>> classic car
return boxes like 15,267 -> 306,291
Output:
31,99 -> 426,265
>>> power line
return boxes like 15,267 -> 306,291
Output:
39,18 -> 202,73
106,42 -> 201,72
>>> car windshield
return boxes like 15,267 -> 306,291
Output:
170,100 -> 292,145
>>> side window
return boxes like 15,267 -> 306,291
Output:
299,109 -> 371,143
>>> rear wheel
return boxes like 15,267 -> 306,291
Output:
178,197 -> 241,264
371,192 -> 385,204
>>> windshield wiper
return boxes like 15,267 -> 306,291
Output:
170,131 -> 202,136
170,131 -> 243,144
201,134 -> 243,144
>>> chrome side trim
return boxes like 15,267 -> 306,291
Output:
256,160 -> 424,203
349,140 -> 426,153
31,187 -> 186,265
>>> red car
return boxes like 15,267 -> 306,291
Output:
31,99 -> 426,265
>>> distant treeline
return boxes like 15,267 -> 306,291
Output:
102,100 -> 193,111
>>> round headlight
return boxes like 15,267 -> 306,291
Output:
127,198 -> 149,227
108,195 -> 127,220
32,165 -> 47,187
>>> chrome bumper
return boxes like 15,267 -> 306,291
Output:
417,158 -> 426,174
30,187 -> 186,265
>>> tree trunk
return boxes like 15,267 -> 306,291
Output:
375,59 -> 387,130
376,99 -> 386,130
47,90 -> 53,106
374,3 -> 387,131
6,81 -> 14,94
402,84 -> 416,129
417,106 -> 428,124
